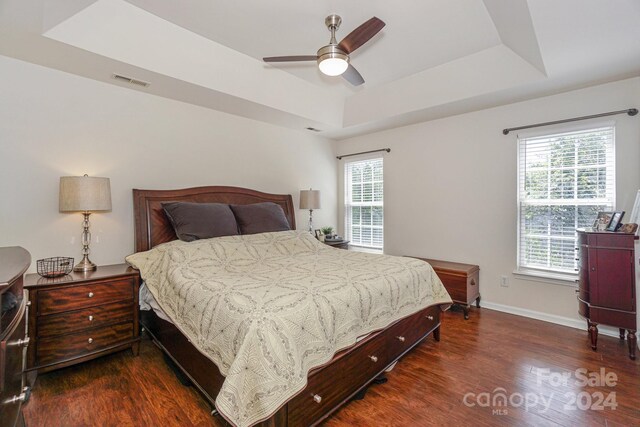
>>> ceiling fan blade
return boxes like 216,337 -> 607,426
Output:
338,17 -> 385,54
263,55 -> 317,63
342,64 -> 364,86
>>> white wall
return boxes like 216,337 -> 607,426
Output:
0,55 -> 337,270
337,77 -> 640,324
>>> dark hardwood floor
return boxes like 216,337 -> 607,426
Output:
23,307 -> 640,426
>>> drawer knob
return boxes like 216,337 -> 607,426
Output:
88,315 -> 94,322
396,336 -> 406,342
369,355 -> 378,363
88,292 -> 94,298
88,338 -> 93,344
426,315 -> 434,321
3,392 -> 27,405
9,337 -> 30,347
313,394 -> 322,404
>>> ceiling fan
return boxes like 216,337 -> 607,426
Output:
263,15 -> 385,86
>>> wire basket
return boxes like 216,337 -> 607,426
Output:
37,257 -> 74,278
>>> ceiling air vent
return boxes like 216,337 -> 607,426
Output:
111,74 -> 150,88
305,127 -> 322,132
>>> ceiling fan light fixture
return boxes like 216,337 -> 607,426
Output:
263,15 -> 385,85
317,45 -> 349,76
318,56 -> 348,76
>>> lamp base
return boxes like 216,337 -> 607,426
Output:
308,209 -> 314,234
73,255 -> 97,272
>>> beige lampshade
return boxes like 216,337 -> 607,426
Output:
59,175 -> 112,212
299,189 -> 321,210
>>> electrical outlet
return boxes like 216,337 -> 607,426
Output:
70,236 -> 75,245
500,275 -> 509,287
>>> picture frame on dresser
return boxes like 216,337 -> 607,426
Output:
593,211 -> 614,231
605,211 -> 624,232
628,190 -> 640,235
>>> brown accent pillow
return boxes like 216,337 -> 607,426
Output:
162,202 -> 239,242
230,202 -> 291,235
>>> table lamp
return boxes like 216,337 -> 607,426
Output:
59,175 -> 112,272
299,189 -> 321,234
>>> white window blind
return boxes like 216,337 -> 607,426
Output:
345,158 -> 383,250
518,125 -> 615,276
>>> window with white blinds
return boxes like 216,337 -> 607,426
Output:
345,158 -> 383,250
517,125 -> 615,276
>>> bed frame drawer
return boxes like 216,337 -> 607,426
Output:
38,278 -> 134,315
37,300 -> 134,337
287,305 -> 441,426
386,305 -> 439,361
288,330 -> 387,426
36,322 -> 134,366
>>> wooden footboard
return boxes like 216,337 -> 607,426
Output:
141,304 -> 441,426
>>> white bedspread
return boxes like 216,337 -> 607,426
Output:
126,230 -> 451,427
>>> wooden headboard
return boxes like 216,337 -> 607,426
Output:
133,186 -> 296,252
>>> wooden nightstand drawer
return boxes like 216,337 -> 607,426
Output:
37,300 -> 133,337
36,322 -> 134,366
324,240 -> 350,250
38,278 -> 134,315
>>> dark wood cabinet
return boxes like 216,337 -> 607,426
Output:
409,258 -> 480,319
577,229 -> 637,360
24,264 -> 140,375
0,247 -> 31,427
323,239 -> 350,250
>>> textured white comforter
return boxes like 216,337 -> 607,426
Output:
126,230 -> 451,426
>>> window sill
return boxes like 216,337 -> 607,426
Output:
513,269 -> 578,287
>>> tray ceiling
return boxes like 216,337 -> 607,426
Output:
1,0 -> 639,139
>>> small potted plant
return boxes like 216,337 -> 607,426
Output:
321,226 -> 334,239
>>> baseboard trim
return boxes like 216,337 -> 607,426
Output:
480,301 -> 620,338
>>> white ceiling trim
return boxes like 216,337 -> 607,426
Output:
43,0 -> 344,128
483,0 -> 546,75
343,45 -> 546,128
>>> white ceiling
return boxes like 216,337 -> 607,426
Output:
1,0 -> 639,139
126,0 -> 502,92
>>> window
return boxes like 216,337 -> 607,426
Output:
345,158 -> 383,250
517,125 -> 615,277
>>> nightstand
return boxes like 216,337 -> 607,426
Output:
323,239 -> 350,250
23,264 -> 140,375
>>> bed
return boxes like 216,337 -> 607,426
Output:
129,186 -> 451,427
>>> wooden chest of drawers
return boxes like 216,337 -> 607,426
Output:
577,229 -> 636,360
0,247 -> 31,427
410,257 -> 480,319
24,264 -> 140,375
